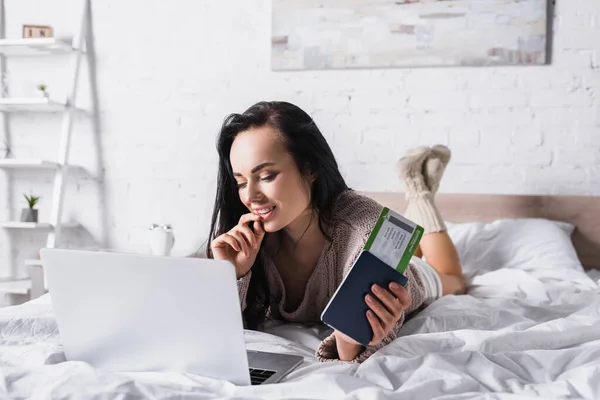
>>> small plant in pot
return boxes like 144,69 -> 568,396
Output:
36,84 -> 49,98
21,194 -> 41,223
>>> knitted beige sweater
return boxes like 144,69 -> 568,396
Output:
237,190 -> 427,363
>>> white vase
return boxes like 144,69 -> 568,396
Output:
149,224 -> 175,256
36,90 -> 49,98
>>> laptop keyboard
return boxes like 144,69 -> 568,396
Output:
249,368 -> 276,385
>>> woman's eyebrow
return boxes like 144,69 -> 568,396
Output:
233,162 -> 276,177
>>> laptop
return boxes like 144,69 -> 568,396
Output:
40,248 -> 303,386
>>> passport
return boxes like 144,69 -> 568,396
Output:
320,208 -> 422,347
320,251 -> 409,347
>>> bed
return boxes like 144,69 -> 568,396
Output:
1,192 -> 599,399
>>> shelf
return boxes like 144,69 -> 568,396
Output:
0,278 -> 31,295
0,97 -> 69,112
0,38 -> 74,56
25,259 -> 43,267
0,222 -> 79,229
0,159 -> 59,169
0,159 -> 83,171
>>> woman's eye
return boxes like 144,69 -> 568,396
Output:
261,174 -> 276,182
236,182 -> 247,189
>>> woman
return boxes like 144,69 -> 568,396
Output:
205,101 -> 465,363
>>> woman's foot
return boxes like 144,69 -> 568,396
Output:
395,146 -> 431,198
396,145 -> 448,234
423,145 -> 451,195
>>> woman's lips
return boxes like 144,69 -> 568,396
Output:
257,206 -> 276,221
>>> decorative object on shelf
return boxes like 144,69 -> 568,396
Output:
35,84 -> 49,98
21,194 -> 41,223
22,25 -> 53,39
272,0 -> 549,70
149,224 -> 175,256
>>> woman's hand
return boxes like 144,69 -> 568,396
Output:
334,282 -> 411,360
210,213 -> 266,279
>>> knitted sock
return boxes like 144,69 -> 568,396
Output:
396,146 -> 446,234
424,144 -> 451,195
395,146 -> 431,196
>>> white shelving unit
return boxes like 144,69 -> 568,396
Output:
0,37 -> 74,56
0,0 -> 94,302
0,278 -> 31,295
0,222 -> 79,229
0,159 -> 84,171
0,97 -> 71,112
0,159 -> 59,169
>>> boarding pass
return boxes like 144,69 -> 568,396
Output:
363,207 -> 423,274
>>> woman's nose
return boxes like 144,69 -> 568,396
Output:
245,183 -> 263,203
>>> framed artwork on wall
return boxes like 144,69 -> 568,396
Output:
272,0 -> 550,70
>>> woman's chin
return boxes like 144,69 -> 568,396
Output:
261,219 -> 281,233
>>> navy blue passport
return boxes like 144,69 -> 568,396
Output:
320,251 -> 409,347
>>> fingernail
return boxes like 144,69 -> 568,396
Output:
372,284 -> 380,293
365,294 -> 373,303
390,282 -> 400,290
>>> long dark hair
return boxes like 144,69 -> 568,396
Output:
206,101 -> 349,329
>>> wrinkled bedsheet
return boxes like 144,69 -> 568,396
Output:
1,265 -> 599,399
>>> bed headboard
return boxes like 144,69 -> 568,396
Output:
360,192 -> 600,271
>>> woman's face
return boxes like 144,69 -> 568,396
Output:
230,125 -> 313,233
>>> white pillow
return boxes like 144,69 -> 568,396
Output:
445,218 -> 583,278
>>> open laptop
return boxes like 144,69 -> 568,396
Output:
40,248 -> 303,386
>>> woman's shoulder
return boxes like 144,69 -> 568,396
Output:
331,190 -> 384,240
324,190 -> 384,274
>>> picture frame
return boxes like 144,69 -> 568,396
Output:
272,0 -> 549,70
22,25 -> 54,39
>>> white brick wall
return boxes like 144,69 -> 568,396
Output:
0,0 -> 598,279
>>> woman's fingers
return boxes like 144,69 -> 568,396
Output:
212,212 -> 266,259
367,283 -> 411,338
240,213 -> 266,245
348,283 -> 411,347
389,282 -> 411,309
228,230 -> 250,256
236,224 -> 257,249
253,220 -> 265,238
214,234 -> 240,252
372,284 -> 403,315
239,213 -> 261,226
366,310 -> 385,345
365,293 -> 394,327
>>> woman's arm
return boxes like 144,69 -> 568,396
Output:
316,264 -> 427,363
335,335 -> 364,361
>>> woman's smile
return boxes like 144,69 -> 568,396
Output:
254,205 -> 276,221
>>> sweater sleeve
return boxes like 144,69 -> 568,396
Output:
316,261 -> 427,363
238,271 -> 251,313
236,272 -> 252,330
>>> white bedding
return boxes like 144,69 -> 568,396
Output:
2,219 -> 600,399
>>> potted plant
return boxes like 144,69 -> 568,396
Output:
36,84 -> 49,98
21,194 -> 41,223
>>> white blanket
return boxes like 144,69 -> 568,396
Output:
2,269 -> 599,399
2,219 -> 600,399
